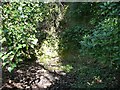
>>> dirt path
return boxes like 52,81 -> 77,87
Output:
1,60 -> 74,90
1,54 -> 120,89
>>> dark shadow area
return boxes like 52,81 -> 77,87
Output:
2,59 -> 73,90
57,2 -> 120,89
2,57 -> 120,90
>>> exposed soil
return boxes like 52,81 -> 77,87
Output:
1,60 -> 74,90
1,56 -> 120,90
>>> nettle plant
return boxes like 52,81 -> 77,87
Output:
0,2 -> 56,72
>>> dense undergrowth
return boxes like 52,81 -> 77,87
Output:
0,2 -> 64,72
59,2 -> 120,67
0,2 -> 120,89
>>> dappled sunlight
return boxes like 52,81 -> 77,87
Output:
2,60 -> 69,90
36,29 -> 62,71
1,2 -> 120,90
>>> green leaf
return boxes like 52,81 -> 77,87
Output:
2,61 -> 8,67
0,37 -> 6,43
8,67 -> 14,72
11,63 -> 17,68
0,53 -> 3,57
0,29 -> 2,34
31,38 -> 38,45
17,44 -> 23,49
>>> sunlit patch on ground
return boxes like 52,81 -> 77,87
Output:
2,59 -> 70,90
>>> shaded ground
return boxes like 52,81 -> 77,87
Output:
1,59 -> 73,90
1,52 -> 120,90
59,51 -> 120,89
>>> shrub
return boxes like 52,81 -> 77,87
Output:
80,17 -> 120,65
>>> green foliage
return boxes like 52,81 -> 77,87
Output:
67,3 -> 95,19
81,17 -> 120,64
1,2 -> 39,72
38,33 -> 60,62
61,64 -> 73,72
59,25 -> 91,53
0,2 -> 61,72
79,3 -> 120,65
59,2 -> 120,67
1,2 -> 120,72
98,2 -> 120,16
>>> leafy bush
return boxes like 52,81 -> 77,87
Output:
81,17 -> 120,65
0,2 -> 50,72
59,2 -> 120,67
0,2 -> 39,72
0,2 -> 63,72
59,25 -> 91,52
79,2 -> 120,66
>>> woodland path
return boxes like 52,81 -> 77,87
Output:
1,54 -> 120,90
1,60 -> 74,90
